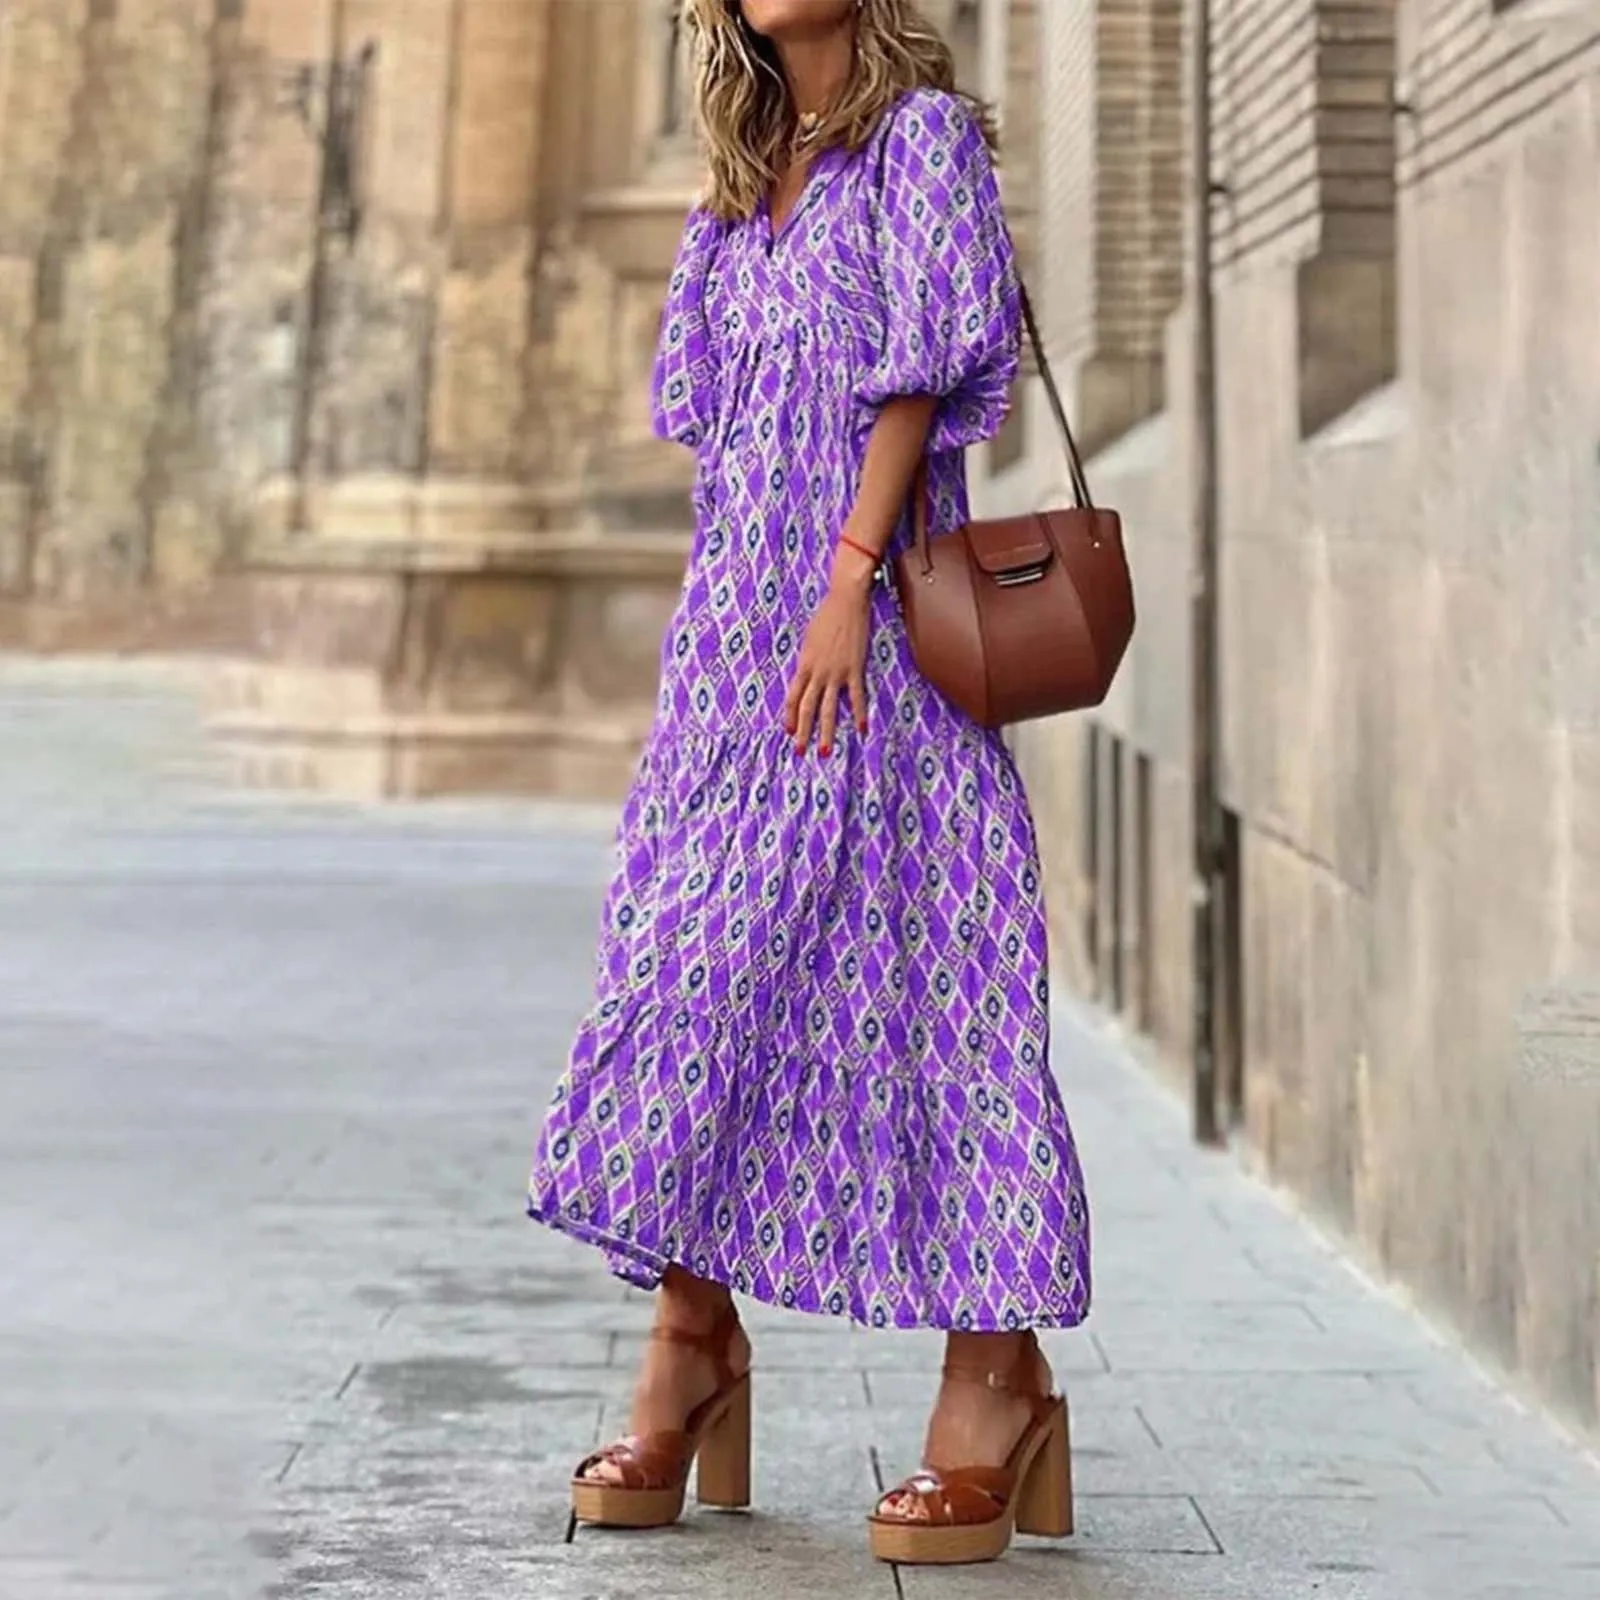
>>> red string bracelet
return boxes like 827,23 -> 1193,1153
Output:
837,532 -> 880,565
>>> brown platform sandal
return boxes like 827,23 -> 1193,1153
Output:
570,1303 -> 751,1530
867,1331 -> 1073,1565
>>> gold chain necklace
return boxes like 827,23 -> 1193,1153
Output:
792,109 -> 823,154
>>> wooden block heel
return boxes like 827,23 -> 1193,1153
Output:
570,1305 -> 752,1530
868,1333 -> 1076,1566
695,1371 -> 752,1509
1014,1397 -> 1073,1537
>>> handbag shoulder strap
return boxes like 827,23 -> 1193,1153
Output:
909,280 -> 1095,573
1018,283 -> 1094,512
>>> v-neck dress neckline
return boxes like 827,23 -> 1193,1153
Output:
763,143 -> 843,250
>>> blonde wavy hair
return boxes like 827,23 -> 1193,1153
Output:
682,0 -> 996,222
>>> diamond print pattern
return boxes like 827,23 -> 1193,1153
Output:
529,90 -> 1089,1331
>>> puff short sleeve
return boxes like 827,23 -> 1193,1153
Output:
858,90 -> 1023,454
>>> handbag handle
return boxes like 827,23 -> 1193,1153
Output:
911,280 -> 1094,575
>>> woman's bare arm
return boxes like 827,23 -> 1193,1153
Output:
784,394 -> 939,757
833,394 -> 939,580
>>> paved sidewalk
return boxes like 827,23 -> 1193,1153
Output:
2,659 -> 1599,1600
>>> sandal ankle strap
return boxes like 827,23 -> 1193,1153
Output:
648,1301 -> 743,1389
940,1330 -> 1046,1399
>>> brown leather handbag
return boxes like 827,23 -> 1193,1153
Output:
893,289 -> 1135,729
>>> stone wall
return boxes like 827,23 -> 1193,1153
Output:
1038,0 -> 1185,452
0,1 -> 697,614
0,0 -> 703,794
0,0 -> 233,603
987,0 -> 1600,1433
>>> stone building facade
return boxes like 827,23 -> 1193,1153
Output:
974,0 -> 1600,1433
0,0 -> 729,795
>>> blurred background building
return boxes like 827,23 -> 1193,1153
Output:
0,0 -> 733,794
0,0 -> 1596,1443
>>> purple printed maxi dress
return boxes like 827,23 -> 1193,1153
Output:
528,89 -> 1091,1332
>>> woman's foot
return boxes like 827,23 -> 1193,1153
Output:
580,1269 -> 752,1487
868,1332 -> 1073,1563
878,1332 -> 1055,1521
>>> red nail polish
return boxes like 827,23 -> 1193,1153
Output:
821,744 -> 832,758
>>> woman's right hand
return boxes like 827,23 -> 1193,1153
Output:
783,548 -> 876,757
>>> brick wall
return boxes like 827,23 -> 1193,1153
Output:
1037,0 -> 1186,454
1211,0 -> 1401,433
1214,0 -> 1398,266
1400,0 -> 1600,183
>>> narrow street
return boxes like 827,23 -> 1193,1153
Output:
2,660 -> 1598,1600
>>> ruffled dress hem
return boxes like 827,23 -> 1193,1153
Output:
524,1193 -> 1090,1332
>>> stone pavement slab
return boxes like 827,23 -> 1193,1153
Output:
2,660 -> 1600,1600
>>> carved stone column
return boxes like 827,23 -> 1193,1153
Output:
213,0 -> 691,800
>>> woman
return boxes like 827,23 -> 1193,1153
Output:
527,0 -> 1092,1567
